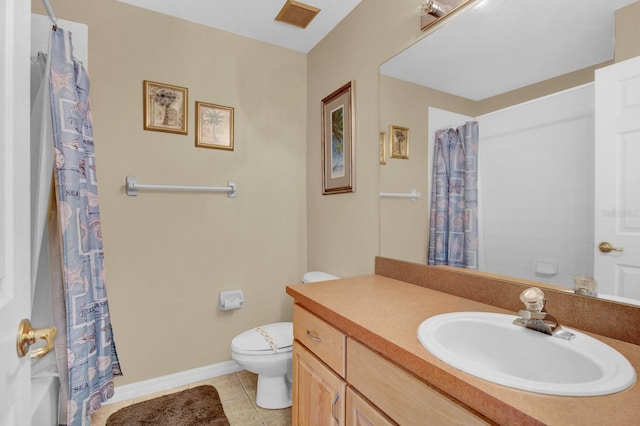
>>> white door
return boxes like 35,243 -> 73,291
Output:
0,0 -> 33,424
594,56 -> 640,299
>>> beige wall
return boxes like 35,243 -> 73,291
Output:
31,0 -> 429,389
616,1 -> 640,61
306,0 -> 427,277
32,0 -> 307,385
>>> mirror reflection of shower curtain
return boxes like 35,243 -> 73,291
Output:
427,122 -> 479,268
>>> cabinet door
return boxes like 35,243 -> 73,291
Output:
292,341 -> 345,426
346,387 -> 397,426
347,339 -> 490,425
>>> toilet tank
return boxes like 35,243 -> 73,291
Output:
302,271 -> 340,283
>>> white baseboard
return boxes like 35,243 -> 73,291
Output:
106,360 -> 243,405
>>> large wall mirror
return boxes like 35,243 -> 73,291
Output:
378,0 -> 640,304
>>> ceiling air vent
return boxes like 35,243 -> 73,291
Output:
275,0 -> 321,29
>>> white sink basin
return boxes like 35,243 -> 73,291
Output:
417,312 -> 636,396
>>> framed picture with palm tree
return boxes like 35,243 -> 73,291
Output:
389,125 -> 409,159
195,101 -> 234,150
143,80 -> 188,134
321,81 -> 354,194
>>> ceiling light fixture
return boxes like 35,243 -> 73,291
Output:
421,0 -> 450,18
420,0 -> 476,31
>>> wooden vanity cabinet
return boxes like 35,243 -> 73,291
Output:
292,304 -> 490,425
292,304 -> 346,425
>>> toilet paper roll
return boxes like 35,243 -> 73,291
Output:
221,297 -> 242,311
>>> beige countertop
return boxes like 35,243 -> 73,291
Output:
286,275 -> 640,426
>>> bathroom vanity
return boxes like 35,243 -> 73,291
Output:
291,303 -> 489,424
286,259 -> 640,425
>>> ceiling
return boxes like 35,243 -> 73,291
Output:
380,0 -> 638,101
117,0 -> 361,53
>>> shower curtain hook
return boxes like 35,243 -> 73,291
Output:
41,0 -> 58,30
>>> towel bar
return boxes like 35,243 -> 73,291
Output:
125,176 -> 237,197
379,189 -> 420,202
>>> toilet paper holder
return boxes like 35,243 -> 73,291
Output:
219,290 -> 245,311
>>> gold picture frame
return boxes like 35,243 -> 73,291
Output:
379,132 -> 387,165
195,101 -> 234,150
322,81 -> 354,195
143,80 -> 188,134
390,125 -> 409,159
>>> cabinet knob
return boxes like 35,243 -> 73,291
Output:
306,330 -> 322,342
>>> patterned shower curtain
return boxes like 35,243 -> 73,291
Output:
427,122 -> 479,268
48,28 -> 122,425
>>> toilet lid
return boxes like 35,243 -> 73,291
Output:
231,322 -> 293,354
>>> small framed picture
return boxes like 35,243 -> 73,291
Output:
379,132 -> 386,165
390,125 -> 409,159
143,80 -> 188,135
322,81 -> 354,195
195,101 -> 234,150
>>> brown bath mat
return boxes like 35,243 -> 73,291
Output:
106,385 -> 230,425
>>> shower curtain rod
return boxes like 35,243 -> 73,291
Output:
41,0 -> 58,27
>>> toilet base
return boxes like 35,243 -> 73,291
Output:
256,374 -> 292,409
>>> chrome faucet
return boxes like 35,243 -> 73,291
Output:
513,287 -> 575,341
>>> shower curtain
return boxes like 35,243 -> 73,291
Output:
427,121 -> 479,268
48,28 -> 122,425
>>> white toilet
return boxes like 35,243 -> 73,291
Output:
230,271 -> 339,409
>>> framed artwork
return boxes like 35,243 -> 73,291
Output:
390,125 -> 409,159
379,131 -> 386,165
143,80 -> 188,134
195,101 -> 234,150
321,81 -> 354,195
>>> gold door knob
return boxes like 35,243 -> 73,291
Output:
598,242 -> 624,253
16,319 -> 57,359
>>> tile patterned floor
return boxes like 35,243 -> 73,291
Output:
90,370 -> 292,426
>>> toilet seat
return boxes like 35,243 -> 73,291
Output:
231,322 -> 293,355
